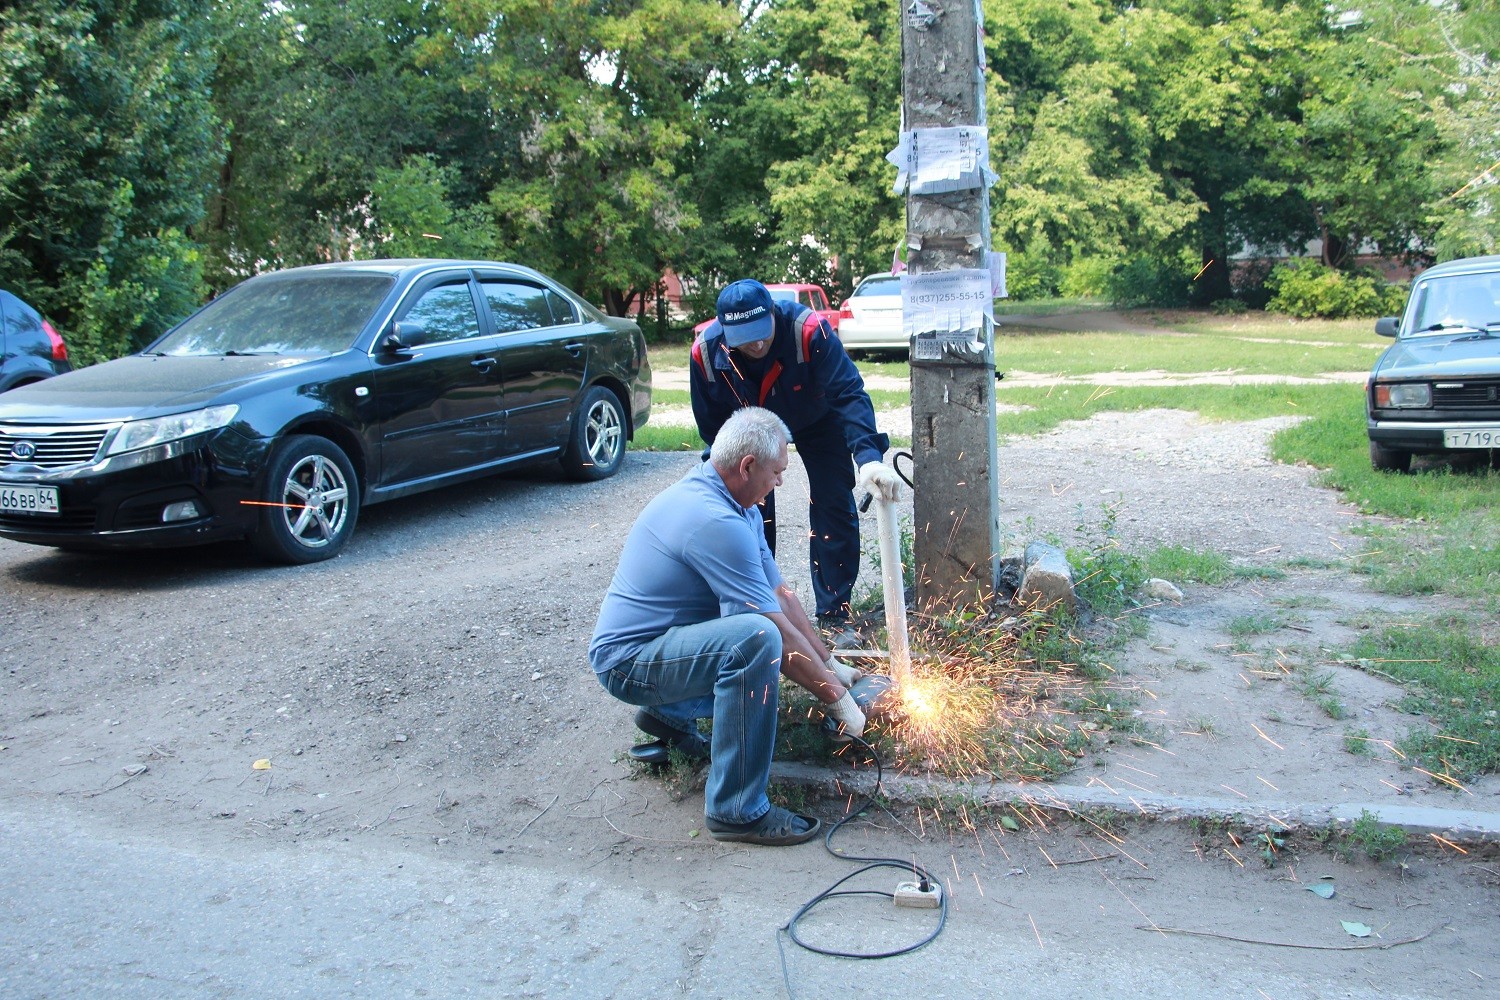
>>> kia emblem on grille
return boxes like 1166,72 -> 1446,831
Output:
11,441 -> 36,461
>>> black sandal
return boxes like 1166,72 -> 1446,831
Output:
706,806 -> 822,846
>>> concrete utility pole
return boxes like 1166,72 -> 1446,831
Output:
899,0 -> 1001,614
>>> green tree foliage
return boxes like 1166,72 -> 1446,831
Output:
1419,1 -> 1500,259
448,0 -> 736,317
204,0 -> 502,284
676,0 -> 907,311
0,0 -> 221,364
1291,2 -> 1444,268
988,1 -> 1203,273
7,0 -> 1498,362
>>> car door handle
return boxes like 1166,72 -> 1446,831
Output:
563,342 -> 585,357
471,357 -> 497,372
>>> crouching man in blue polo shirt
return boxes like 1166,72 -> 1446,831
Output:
589,407 -> 867,846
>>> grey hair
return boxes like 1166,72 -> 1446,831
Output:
710,407 -> 791,468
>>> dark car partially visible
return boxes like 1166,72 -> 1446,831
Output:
0,260 -> 651,562
1366,255 -> 1500,473
0,290 -> 72,392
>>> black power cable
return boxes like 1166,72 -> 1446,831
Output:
775,730 -> 948,994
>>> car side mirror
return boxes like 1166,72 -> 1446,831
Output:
382,318 -> 426,352
1374,317 -> 1399,338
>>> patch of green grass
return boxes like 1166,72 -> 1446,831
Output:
1350,514 -> 1500,600
1316,696 -> 1350,720
1271,594 -> 1336,610
1347,616 -> 1500,779
1233,565 -> 1287,581
1344,728 -> 1374,756
1144,545 -> 1233,585
1285,556 -> 1342,570
992,319 -> 1380,380
1344,809 -> 1409,862
1066,506 -> 1147,616
1298,669 -> 1337,697
630,423 -> 703,453
995,382 -> 1337,440
994,297 -> 1109,317
1185,715 -> 1219,736
1227,613 -> 1285,638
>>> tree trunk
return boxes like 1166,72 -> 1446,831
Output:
1321,230 -> 1347,269
1189,248 -> 1233,305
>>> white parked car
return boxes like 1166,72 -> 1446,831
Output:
835,273 -> 905,357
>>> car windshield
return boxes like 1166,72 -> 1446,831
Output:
768,289 -> 798,303
151,273 -> 395,356
853,276 -> 900,298
1407,274 -> 1500,336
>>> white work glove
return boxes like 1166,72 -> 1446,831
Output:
826,655 -> 863,688
857,460 -> 902,502
825,691 -> 866,743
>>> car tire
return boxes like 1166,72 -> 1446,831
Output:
253,435 -> 360,564
1369,440 -> 1412,474
560,385 -> 626,481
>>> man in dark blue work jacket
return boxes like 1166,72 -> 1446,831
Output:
690,279 -> 902,644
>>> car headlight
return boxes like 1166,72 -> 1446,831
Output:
1373,383 -> 1431,408
105,404 -> 240,456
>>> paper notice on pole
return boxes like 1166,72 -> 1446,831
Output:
886,127 -> 995,195
987,251 -> 1008,298
901,269 -> 993,358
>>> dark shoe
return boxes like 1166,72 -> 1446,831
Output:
706,805 -> 822,846
634,709 -> 710,762
626,740 -> 673,769
817,618 -> 861,650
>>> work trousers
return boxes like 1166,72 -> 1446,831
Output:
760,418 -> 859,622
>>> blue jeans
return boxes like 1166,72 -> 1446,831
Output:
598,615 -> 782,826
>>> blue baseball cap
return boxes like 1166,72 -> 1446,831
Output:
716,279 -> 776,347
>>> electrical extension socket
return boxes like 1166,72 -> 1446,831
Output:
893,881 -> 942,909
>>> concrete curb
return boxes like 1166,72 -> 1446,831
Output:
773,762 -> 1500,846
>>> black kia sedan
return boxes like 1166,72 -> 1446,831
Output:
0,260 -> 651,562
1367,254 -> 1500,472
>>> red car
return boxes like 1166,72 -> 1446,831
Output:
692,282 -> 842,336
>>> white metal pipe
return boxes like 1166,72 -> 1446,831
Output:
872,493 -> 913,688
